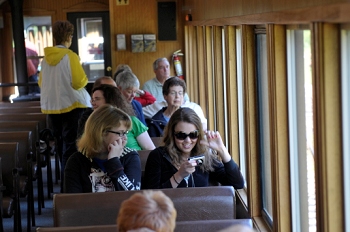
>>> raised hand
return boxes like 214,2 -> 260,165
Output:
200,130 -> 231,163
108,138 -> 125,159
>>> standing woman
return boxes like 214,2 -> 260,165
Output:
38,21 -> 91,191
65,104 -> 141,193
144,108 -> 244,189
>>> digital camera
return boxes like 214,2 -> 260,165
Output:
188,155 -> 205,166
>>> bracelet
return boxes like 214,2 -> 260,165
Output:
172,175 -> 180,185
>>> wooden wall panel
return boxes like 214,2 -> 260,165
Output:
109,0 -> 184,87
183,0 -> 347,21
0,0 -> 184,97
224,26 -> 239,162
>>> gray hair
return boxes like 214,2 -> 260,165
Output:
153,57 -> 169,70
113,64 -> 132,82
115,70 -> 140,90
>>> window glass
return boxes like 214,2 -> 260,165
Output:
76,17 -> 105,81
24,16 -> 52,71
341,26 -> 350,232
256,32 -> 273,223
222,28 -> 228,147
236,27 -> 247,186
287,28 -> 316,232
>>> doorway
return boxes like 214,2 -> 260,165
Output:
67,12 -> 112,82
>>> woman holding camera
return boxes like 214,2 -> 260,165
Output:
143,108 -> 244,189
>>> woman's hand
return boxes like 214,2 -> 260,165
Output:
177,160 -> 196,179
200,130 -> 231,163
107,138 -> 124,159
136,89 -> 145,96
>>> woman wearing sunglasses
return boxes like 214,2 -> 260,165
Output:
143,108 -> 244,189
64,104 -> 141,193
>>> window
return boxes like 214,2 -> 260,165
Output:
287,28 -> 316,232
24,16 -> 52,70
236,27 -> 247,185
341,25 -> 350,232
256,29 -> 273,224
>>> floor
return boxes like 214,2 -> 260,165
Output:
3,157 -> 59,232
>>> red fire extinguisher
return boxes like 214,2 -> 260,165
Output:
172,50 -> 184,79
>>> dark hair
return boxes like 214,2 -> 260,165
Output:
162,76 -> 187,95
52,21 -> 74,45
92,84 -> 135,116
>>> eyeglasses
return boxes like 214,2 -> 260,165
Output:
90,97 -> 104,103
168,91 -> 183,97
107,130 -> 129,137
174,130 -> 199,140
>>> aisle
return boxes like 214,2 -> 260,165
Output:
3,157 -> 60,232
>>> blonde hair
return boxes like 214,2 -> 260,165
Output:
77,104 -> 131,158
117,190 -> 177,232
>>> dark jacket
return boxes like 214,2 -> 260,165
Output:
144,147 -> 245,189
77,108 -> 93,138
132,99 -> 146,126
64,147 -> 141,193
147,107 -> 168,137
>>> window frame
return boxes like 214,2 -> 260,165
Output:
341,24 -> 350,232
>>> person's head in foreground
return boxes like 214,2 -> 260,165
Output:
117,190 -> 177,232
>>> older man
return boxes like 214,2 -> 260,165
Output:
143,57 -> 190,102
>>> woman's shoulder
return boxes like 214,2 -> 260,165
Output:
121,147 -> 139,158
130,116 -> 148,131
67,151 -> 90,165
149,146 -> 166,157
152,107 -> 167,120
130,115 -> 142,124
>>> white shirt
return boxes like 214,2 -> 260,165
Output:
143,100 -> 208,130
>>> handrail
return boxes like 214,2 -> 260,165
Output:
0,83 -> 38,87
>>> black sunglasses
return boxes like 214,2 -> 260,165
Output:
174,130 -> 199,140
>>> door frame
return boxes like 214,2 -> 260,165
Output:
67,11 -> 112,77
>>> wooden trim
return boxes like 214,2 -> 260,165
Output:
313,22 -> 344,232
254,216 -> 273,232
242,25 -> 261,217
205,26 -> 215,130
190,26 -> 199,105
109,0 -> 115,67
62,2 -> 109,12
213,26 -> 225,137
185,25 -> 199,104
267,24 -> 291,232
196,26 -> 207,115
184,25 -> 192,99
186,3 -> 350,26
225,25 -> 239,162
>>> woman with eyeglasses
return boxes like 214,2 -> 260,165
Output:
65,104 -> 141,193
144,108 -> 244,189
146,76 -> 207,137
78,84 -> 155,151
